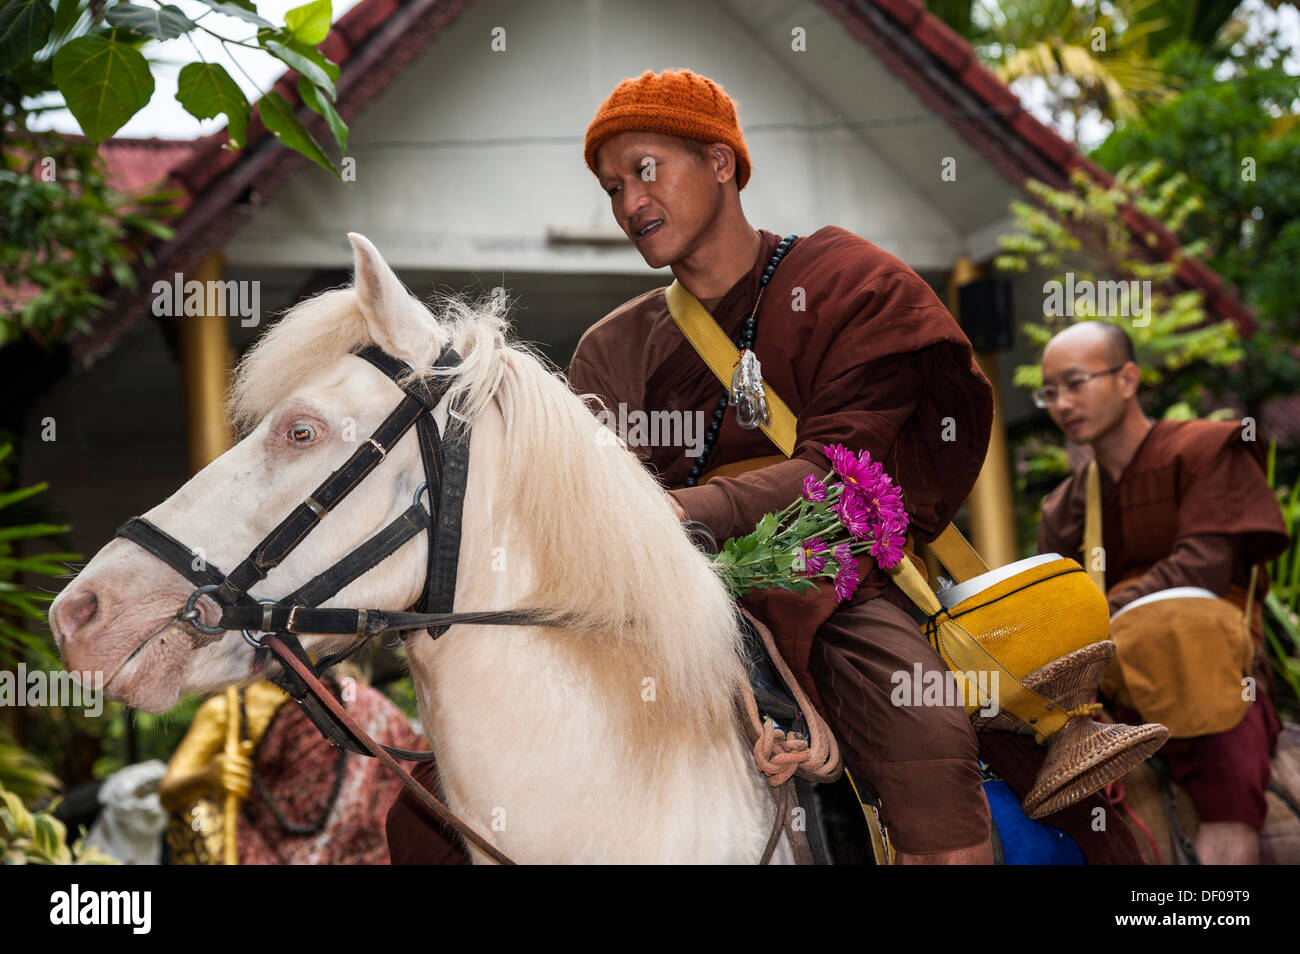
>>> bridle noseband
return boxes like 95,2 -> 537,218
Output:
112,342 -> 562,864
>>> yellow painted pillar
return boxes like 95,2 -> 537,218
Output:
948,259 -> 1019,569
177,252 -> 235,474
175,251 -> 240,863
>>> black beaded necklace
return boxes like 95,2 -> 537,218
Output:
684,233 -> 798,487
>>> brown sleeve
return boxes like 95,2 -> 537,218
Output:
1106,533 -> 1239,615
566,350 -> 618,412
668,349 -> 923,542
1175,432 -> 1290,567
670,457 -> 832,539
567,348 -> 656,469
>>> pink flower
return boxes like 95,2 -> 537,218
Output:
824,444 -> 884,494
833,492 -> 873,539
801,473 -> 827,502
801,537 -> 829,575
832,543 -> 861,601
864,481 -> 906,530
875,510 -> 909,538
870,531 -> 906,570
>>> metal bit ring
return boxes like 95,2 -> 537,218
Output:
180,584 -> 226,635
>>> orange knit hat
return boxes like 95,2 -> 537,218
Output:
584,69 -> 751,190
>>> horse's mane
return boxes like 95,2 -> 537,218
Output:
228,286 -> 746,735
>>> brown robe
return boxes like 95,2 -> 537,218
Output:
1037,419 -> 1289,628
568,227 -> 994,700
1037,418 -> 1291,829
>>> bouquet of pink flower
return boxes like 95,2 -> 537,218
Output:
710,444 -> 909,602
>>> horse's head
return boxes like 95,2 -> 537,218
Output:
49,234 -> 476,712
52,229 -> 744,748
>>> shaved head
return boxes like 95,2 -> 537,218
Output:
1039,320 -> 1143,447
1043,321 -> 1135,368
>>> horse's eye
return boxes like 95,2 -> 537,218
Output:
288,421 -> 318,443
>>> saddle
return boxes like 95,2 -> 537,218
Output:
1108,721 -> 1300,865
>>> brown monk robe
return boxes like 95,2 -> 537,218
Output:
569,227 -> 996,855
1038,418 -> 1291,833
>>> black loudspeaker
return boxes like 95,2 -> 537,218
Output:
958,278 -> 1013,352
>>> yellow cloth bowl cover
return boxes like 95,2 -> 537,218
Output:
1100,591 -> 1253,738
943,558 -> 1110,689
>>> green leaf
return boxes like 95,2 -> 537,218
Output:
0,523 -> 68,542
176,61 -> 250,148
32,812 -> 67,859
284,0 -> 331,45
263,37 -> 335,99
52,33 -> 154,143
298,75 -> 346,152
105,3 -> 196,40
117,213 -> 175,240
0,0 -> 55,74
0,483 -> 46,511
256,91 -> 335,175
193,0 -> 273,29
259,29 -> 338,81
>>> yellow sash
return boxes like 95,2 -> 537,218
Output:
665,278 -> 1071,740
665,281 -> 798,457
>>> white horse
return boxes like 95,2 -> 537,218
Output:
50,233 -> 789,863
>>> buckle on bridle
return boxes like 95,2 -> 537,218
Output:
242,599 -> 277,648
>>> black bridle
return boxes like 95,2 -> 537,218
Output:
114,343 -> 565,766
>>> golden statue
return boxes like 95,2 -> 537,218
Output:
159,680 -> 289,865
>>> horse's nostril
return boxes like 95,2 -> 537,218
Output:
53,587 -> 99,643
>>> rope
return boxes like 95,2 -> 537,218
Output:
1064,702 -> 1103,719
737,611 -> 842,787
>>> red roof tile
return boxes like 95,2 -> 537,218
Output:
98,136 -> 204,193
910,13 -> 973,72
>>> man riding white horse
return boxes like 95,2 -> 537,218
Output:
565,68 -> 1001,863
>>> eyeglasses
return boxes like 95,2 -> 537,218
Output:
1032,365 -> 1125,409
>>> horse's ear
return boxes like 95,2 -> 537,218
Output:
348,232 -> 424,356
